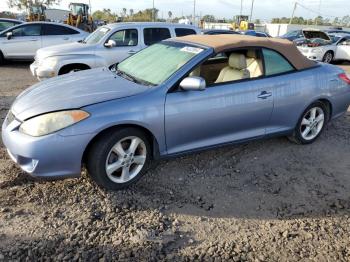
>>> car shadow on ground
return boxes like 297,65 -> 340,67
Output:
0,60 -> 32,68
0,234 -> 192,261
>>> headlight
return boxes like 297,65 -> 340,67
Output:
310,48 -> 321,53
39,57 -> 58,68
19,110 -> 90,137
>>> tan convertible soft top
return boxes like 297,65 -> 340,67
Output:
172,34 -> 316,70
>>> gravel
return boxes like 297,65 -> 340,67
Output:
0,61 -> 350,261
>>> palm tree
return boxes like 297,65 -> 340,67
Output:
168,11 -> 172,21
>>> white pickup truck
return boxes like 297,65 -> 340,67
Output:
30,22 -> 200,80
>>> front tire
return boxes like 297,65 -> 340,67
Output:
86,128 -> 151,190
0,51 -> 4,65
289,102 -> 329,144
322,51 -> 333,63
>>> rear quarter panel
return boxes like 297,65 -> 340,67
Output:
268,63 -> 350,135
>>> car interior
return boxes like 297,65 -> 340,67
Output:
188,48 -> 264,86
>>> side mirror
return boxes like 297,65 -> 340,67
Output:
6,32 -> 12,40
104,39 -> 117,48
179,76 -> 206,91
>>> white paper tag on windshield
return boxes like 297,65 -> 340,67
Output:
180,46 -> 203,54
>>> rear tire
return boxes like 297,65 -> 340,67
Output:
86,128 -> 151,190
288,101 -> 329,145
322,51 -> 333,63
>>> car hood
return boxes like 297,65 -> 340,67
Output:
11,67 -> 150,121
36,41 -> 96,60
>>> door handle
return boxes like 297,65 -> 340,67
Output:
257,91 -> 272,99
128,50 -> 137,55
63,37 -> 69,40
30,39 -> 38,42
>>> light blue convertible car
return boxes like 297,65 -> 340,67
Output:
2,35 -> 350,190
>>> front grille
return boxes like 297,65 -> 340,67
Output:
6,110 -> 15,125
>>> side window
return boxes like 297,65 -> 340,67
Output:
262,49 -> 294,76
43,24 -> 79,35
189,48 -> 264,86
339,39 -> 350,46
143,28 -> 171,46
175,28 -> 196,37
109,29 -> 138,46
12,25 -> 41,37
0,22 -> 15,32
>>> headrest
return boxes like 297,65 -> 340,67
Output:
229,53 -> 247,70
246,49 -> 257,58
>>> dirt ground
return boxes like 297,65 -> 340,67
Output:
0,62 -> 350,261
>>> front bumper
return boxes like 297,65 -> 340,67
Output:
2,114 -> 94,179
30,61 -> 57,81
300,52 -> 323,61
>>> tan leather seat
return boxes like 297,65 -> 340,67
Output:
246,50 -> 263,78
215,53 -> 250,83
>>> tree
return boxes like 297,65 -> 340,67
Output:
123,8 -> 159,22
129,9 -> 134,17
333,17 -> 339,26
7,0 -> 61,11
122,7 -> 127,18
92,8 -> 116,22
202,14 -> 215,22
254,19 -> 261,24
341,15 -> 350,27
168,11 -> 172,20
314,16 -> 323,25
0,11 -> 16,18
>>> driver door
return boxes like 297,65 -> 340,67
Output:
335,38 -> 350,60
0,24 -> 42,59
97,27 -> 141,67
164,78 -> 274,155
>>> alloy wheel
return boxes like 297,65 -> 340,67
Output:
105,136 -> 147,183
323,52 -> 333,63
300,107 -> 325,141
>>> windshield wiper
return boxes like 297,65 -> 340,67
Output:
116,69 -> 155,87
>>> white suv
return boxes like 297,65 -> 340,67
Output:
30,22 -> 200,80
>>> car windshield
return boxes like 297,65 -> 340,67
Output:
331,36 -> 342,43
83,27 -> 110,44
284,30 -> 299,37
117,42 -> 204,86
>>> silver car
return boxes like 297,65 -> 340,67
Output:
0,22 -> 88,64
30,22 -> 200,80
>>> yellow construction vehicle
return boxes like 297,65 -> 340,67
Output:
65,3 -> 95,32
232,15 -> 254,31
27,4 -> 46,22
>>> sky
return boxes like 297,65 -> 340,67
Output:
0,0 -> 348,21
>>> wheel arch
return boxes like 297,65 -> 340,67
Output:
58,63 -> 91,75
318,98 -> 333,119
302,97 -> 333,120
81,124 -> 160,166
325,49 -> 334,55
